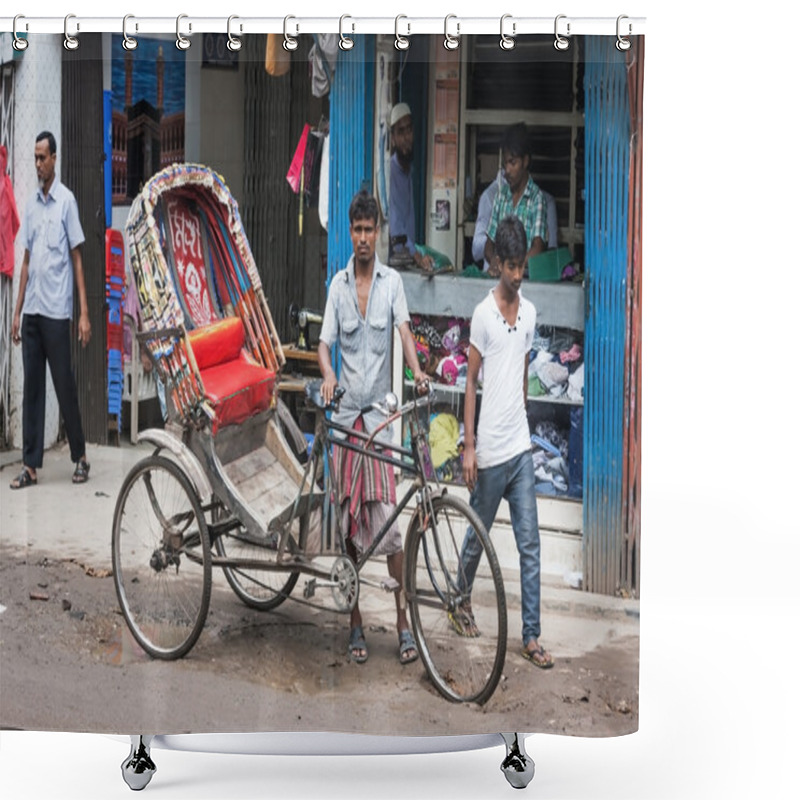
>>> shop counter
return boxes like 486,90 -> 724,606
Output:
400,272 -> 584,330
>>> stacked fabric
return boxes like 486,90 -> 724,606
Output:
404,410 -> 465,486
526,322 -> 585,498
527,325 -> 585,402
531,420 -> 570,496
408,315 -> 471,389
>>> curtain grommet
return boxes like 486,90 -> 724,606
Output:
283,15 -> 298,51
63,13 -> 79,51
443,14 -> 460,51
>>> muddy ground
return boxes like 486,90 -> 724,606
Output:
0,544 -> 638,739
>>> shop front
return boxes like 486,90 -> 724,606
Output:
2,31 -> 641,596
325,34 -> 642,597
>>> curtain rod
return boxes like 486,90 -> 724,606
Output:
2,15 -> 646,39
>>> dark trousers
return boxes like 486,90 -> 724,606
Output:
21,314 -> 86,469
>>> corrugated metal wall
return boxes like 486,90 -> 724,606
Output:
327,39 -> 374,285
61,35 -> 108,445
583,37 -> 631,596
242,36 -> 322,343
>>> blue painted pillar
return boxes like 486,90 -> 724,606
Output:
583,36 -> 631,595
327,38 -> 375,287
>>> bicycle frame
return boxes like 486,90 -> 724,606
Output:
280,388 -> 438,574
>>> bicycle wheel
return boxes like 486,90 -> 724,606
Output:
404,493 -> 507,705
112,455 -> 212,659
214,524 -> 300,611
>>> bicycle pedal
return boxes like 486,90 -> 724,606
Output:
379,577 -> 400,593
303,579 -> 317,599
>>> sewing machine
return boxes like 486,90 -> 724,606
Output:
288,303 -> 323,351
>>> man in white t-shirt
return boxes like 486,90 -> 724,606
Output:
454,214 -> 554,669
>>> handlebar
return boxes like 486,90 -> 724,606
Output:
398,382 -> 435,417
305,379 -> 434,418
304,380 -> 345,411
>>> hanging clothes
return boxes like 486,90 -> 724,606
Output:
0,145 -> 20,277
308,34 -> 339,97
318,134 -> 330,230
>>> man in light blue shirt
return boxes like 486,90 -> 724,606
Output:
10,131 -> 91,489
318,190 -> 427,666
388,103 -> 433,272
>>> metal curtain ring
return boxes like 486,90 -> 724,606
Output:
554,14 -> 570,51
227,15 -> 242,52
122,15 -> 138,51
499,14 -> 516,51
616,15 -> 632,51
283,15 -> 298,51
394,14 -> 410,51
443,14 -> 460,51
176,14 -> 191,50
339,15 -> 355,50
12,15 -> 28,51
63,14 -> 79,51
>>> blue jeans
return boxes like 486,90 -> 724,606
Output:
459,450 -> 541,647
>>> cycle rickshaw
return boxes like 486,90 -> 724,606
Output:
112,163 -> 507,705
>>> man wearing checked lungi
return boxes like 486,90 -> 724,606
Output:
318,190 -> 428,666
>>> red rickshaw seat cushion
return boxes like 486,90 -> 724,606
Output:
187,317 -> 276,432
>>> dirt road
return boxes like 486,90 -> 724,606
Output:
1,442 -> 638,738
0,542 -> 638,738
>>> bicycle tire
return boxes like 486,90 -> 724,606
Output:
404,493 -> 507,704
112,455 -> 212,659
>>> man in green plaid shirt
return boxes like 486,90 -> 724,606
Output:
485,123 -> 547,276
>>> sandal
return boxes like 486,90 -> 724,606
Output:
398,629 -> 419,665
9,468 -> 37,490
72,458 -> 90,484
348,625 -> 368,664
521,644 -> 554,669
448,604 -> 481,638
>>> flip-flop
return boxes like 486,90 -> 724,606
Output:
398,629 -> 419,665
72,459 -> 90,484
521,645 -> 554,669
9,468 -> 37,490
348,625 -> 368,664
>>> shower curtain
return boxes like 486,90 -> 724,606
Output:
0,15 -> 643,781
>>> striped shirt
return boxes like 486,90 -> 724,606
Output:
486,176 -> 547,251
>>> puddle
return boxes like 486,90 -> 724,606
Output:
96,625 -> 150,666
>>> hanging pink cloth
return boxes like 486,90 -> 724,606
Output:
285,124 -> 310,193
0,145 -> 21,277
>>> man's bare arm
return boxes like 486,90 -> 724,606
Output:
462,345 -> 483,491
398,321 -> 427,388
71,246 -> 91,347
317,340 -> 338,405
11,251 -> 30,345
